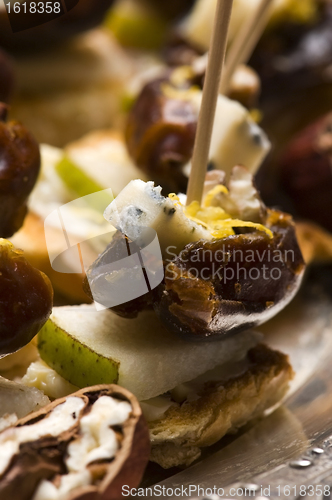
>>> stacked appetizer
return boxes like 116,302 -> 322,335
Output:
29,165 -> 303,468
0,0 -> 331,497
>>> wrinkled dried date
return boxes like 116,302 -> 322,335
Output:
0,385 -> 150,500
83,232 -> 155,319
0,240 -> 53,356
154,209 -> 305,340
250,2 -> 332,101
126,78 -> 197,193
86,214 -> 304,341
280,112 -> 332,233
126,67 -> 260,193
0,104 -> 40,237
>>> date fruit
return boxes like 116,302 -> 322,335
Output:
126,77 -> 269,193
126,78 -> 197,193
0,104 -> 40,237
155,209 -> 305,340
0,385 -> 150,500
0,239 -> 53,356
280,112 -> 332,233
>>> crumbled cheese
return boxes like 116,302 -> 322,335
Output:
0,397 -> 85,476
22,359 -> 79,400
104,179 -> 212,257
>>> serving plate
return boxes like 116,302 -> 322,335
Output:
140,265 -> 332,498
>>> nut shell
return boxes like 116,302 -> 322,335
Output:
0,385 -> 150,500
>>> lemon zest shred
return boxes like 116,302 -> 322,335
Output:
161,83 -> 200,101
249,108 -> 263,124
195,206 -> 230,223
184,201 -> 200,218
168,193 -> 182,208
170,66 -> 195,87
211,219 -> 273,239
211,228 -> 235,238
186,215 -> 210,230
168,189 -> 273,240
203,185 -> 229,207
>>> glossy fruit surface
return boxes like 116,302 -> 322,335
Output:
0,239 -> 53,356
0,104 -> 40,237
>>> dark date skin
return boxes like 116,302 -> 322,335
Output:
83,232 -> 154,318
0,104 -> 40,238
126,78 -> 197,194
0,240 -> 53,356
154,210 -> 305,340
250,2 -> 332,104
279,113 -> 332,233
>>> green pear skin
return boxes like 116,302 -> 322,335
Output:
38,319 -> 119,388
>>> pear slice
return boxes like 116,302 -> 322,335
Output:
104,0 -> 167,50
60,131 -> 147,199
38,305 -> 261,401
55,156 -> 106,199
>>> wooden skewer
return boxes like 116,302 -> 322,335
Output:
186,0 -> 234,206
220,0 -> 274,94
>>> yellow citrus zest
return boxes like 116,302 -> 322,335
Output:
169,186 -> 273,240
203,184 -> 229,207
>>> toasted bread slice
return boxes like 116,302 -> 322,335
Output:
149,344 -> 293,468
20,341 -> 292,468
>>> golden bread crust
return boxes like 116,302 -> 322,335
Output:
149,344 -> 293,468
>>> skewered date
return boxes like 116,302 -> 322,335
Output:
126,70 -> 262,194
0,385 -> 150,500
0,104 -> 40,238
0,239 -> 53,356
126,78 -> 197,193
250,2 -> 332,100
155,209 -> 305,340
87,169 -> 305,341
